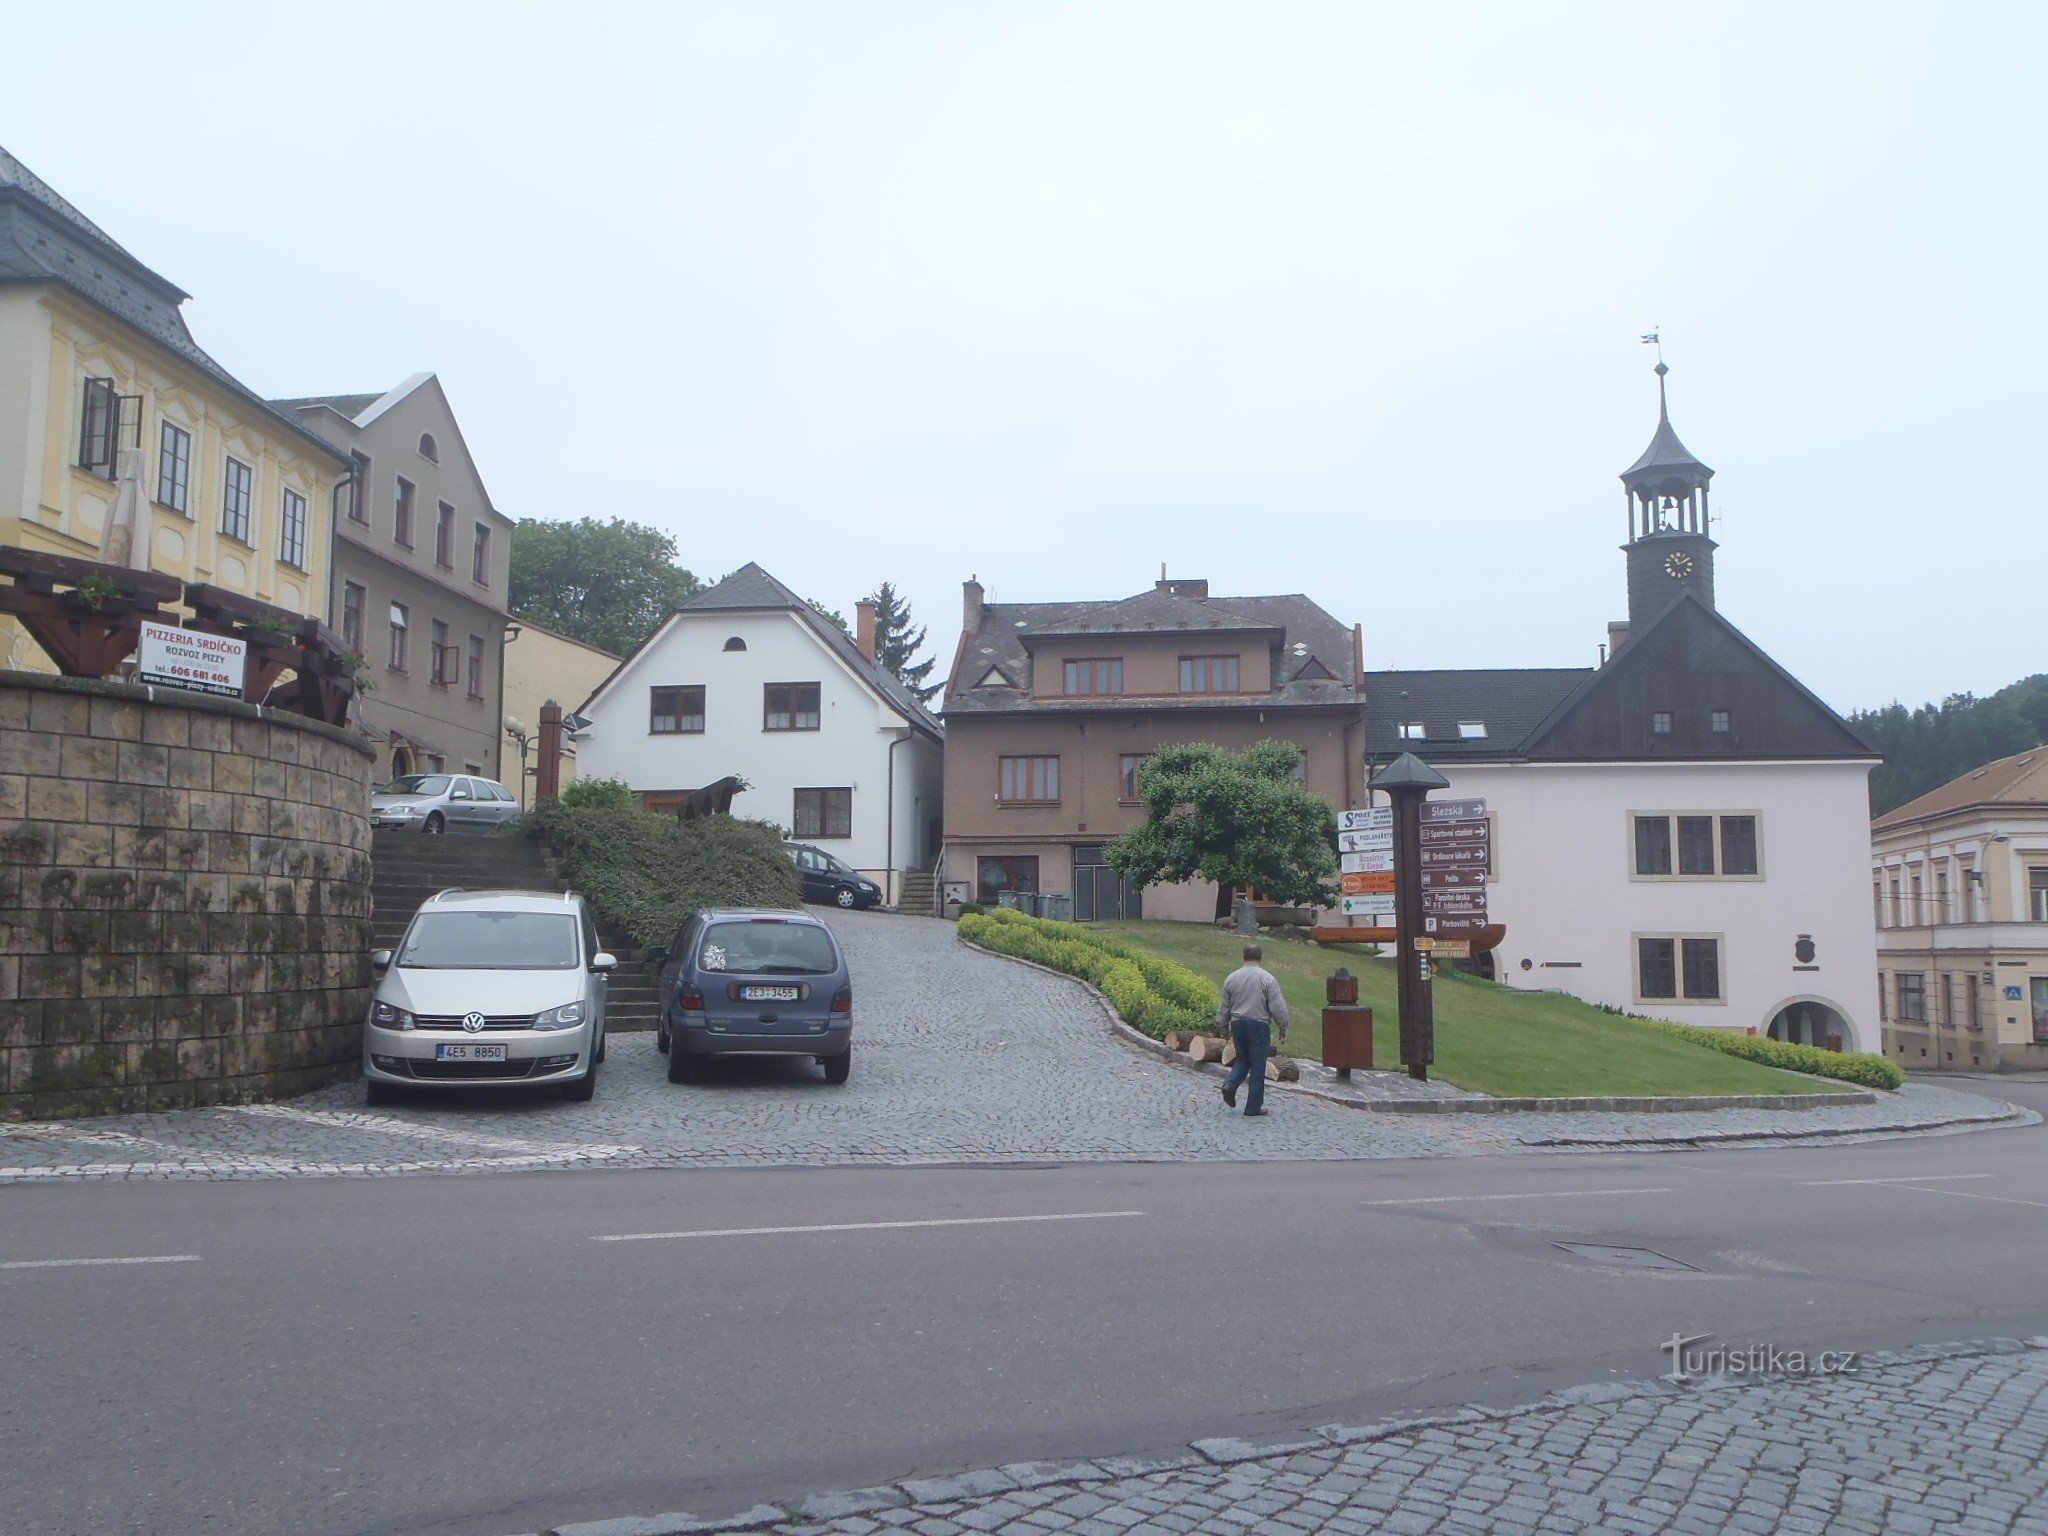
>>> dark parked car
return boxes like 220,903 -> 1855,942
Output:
785,842 -> 882,909
654,909 -> 852,1084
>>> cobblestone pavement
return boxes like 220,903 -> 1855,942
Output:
537,1338 -> 2048,1536
0,914 -> 2026,1182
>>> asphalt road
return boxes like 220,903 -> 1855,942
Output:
6,1106 -> 2047,1536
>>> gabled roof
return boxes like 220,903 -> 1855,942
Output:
1873,743 -> 2048,832
271,391 -> 384,421
272,372 -> 510,524
1365,667 -> 1592,762
0,145 -> 349,468
580,562 -> 942,742
947,586 -> 1358,716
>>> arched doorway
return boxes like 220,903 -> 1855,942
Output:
1766,998 -> 1852,1052
390,744 -> 415,780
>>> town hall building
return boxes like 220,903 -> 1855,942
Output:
1364,365 -> 1882,1050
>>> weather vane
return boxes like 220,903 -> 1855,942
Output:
1640,329 -> 1664,365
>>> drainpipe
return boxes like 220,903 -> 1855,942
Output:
885,730 -> 909,907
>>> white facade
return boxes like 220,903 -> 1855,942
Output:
1437,758 -> 1881,1051
572,605 -> 944,892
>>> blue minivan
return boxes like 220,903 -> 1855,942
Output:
655,909 -> 853,1084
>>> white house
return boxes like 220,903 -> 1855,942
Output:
1361,366 -> 1882,1051
571,563 -> 944,900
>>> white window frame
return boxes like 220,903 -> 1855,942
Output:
1399,721 -> 1425,740
1627,810 -> 1765,882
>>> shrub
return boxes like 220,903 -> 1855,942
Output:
560,776 -> 639,814
959,909 -> 1220,1039
954,901 -> 986,919
1631,1016 -> 1904,1091
517,801 -> 799,954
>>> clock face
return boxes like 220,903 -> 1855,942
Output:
1664,551 -> 1695,579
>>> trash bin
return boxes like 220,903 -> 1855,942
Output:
1039,892 -> 1072,922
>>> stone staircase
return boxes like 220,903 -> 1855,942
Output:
897,867 -> 937,916
368,830 -> 663,1031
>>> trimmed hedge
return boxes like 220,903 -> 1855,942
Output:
516,800 -> 799,954
1632,1016 -> 1904,1091
958,908 -> 1220,1039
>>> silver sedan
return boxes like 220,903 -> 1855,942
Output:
370,773 -> 522,834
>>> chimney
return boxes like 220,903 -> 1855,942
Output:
1155,576 -> 1210,599
963,576 -> 985,634
855,599 -> 878,662
1606,620 -> 1631,659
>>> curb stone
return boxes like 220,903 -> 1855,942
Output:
955,932 -> 1972,1125
524,1337 -> 2048,1536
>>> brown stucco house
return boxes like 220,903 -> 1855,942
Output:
939,573 -> 1365,920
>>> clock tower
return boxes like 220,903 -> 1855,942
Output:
1621,361 -> 1716,628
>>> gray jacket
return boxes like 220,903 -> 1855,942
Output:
1218,964 -> 1289,1038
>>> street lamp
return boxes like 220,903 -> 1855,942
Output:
504,718 -> 531,810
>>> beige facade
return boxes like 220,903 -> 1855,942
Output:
0,284 -> 347,671
940,576 -> 1365,921
1872,746 -> 2048,1071
503,616 -> 621,805
278,376 -> 513,783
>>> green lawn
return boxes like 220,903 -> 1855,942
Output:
1095,921 -> 1855,1099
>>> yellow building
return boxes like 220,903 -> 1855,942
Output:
0,147 -> 348,672
502,615 -> 622,805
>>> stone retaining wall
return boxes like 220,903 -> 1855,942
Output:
0,671 -> 374,1119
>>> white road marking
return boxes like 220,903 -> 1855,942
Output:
594,1210 -> 1147,1242
230,1103 -> 640,1158
1361,1187 -> 1676,1207
1803,1174 -> 1998,1186
1867,1184 -> 2048,1211
1,1254 -> 200,1271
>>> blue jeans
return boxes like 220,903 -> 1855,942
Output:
1223,1018 -> 1270,1113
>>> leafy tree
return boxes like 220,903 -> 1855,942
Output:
865,581 -> 940,703
1851,674 -> 2048,814
806,597 -> 849,633
509,517 -> 700,656
1105,741 -> 1338,908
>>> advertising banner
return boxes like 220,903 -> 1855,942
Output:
135,620 -> 247,698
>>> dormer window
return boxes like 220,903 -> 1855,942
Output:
1458,721 -> 1486,740
1399,721 -> 1426,740
1063,658 -> 1123,696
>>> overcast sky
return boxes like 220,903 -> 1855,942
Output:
11,3 -> 2040,713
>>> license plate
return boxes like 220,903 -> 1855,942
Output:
740,985 -> 801,1002
435,1043 -> 508,1061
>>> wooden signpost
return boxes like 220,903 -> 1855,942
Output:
1368,753 -> 1451,1081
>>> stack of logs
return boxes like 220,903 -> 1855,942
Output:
1162,1031 -> 1302,1082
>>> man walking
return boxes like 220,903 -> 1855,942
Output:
1218,944 -> 1289,1116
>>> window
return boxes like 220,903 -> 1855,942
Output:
418,432 -> 438,463
341,582 -> 365,652
394,477 -> 415,547
1399,721 -> 1426,740
1636,935 -> 1723,1003
279,488 -> 308,569
156,422 -> 191,513
345,451 -> 369,523
1632,813 -> 1761,878
1651,711 -> 1673,736
1634,816 -> 1673,876
1179,655 -> 1240,694
467,636 -> 485,700
1896,972 -> 1927,1024
1888,875 -> 1901,928
2031,869 -> 2048,923
472,522 -> 491,586
999,755 -> 1060,802
977,855 -> 1039,905
764,682 -> 820,731
1710,710 -> 1731,734
434,502 -> 455,566
220,457 -> 253,543
723,636 -> 747,652
78,377 -> 119,478
1910,871 -> 1925,926
793,787 -> 853,839
1063,658 -> 1123,696
387,603 -> 409,671
1119,754 -> 1150,802
1966,971 -> 1980,1030
650,685 -> 705,734
1936,869 -> 1950,923
430,620 -> 453,686
1458,721 -> 1487,739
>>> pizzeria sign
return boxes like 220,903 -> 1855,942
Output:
136,620 -> 247,698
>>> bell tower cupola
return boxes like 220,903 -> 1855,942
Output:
1621,360 -> 1717,627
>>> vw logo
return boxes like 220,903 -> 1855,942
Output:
461,1011 -> 487,1034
